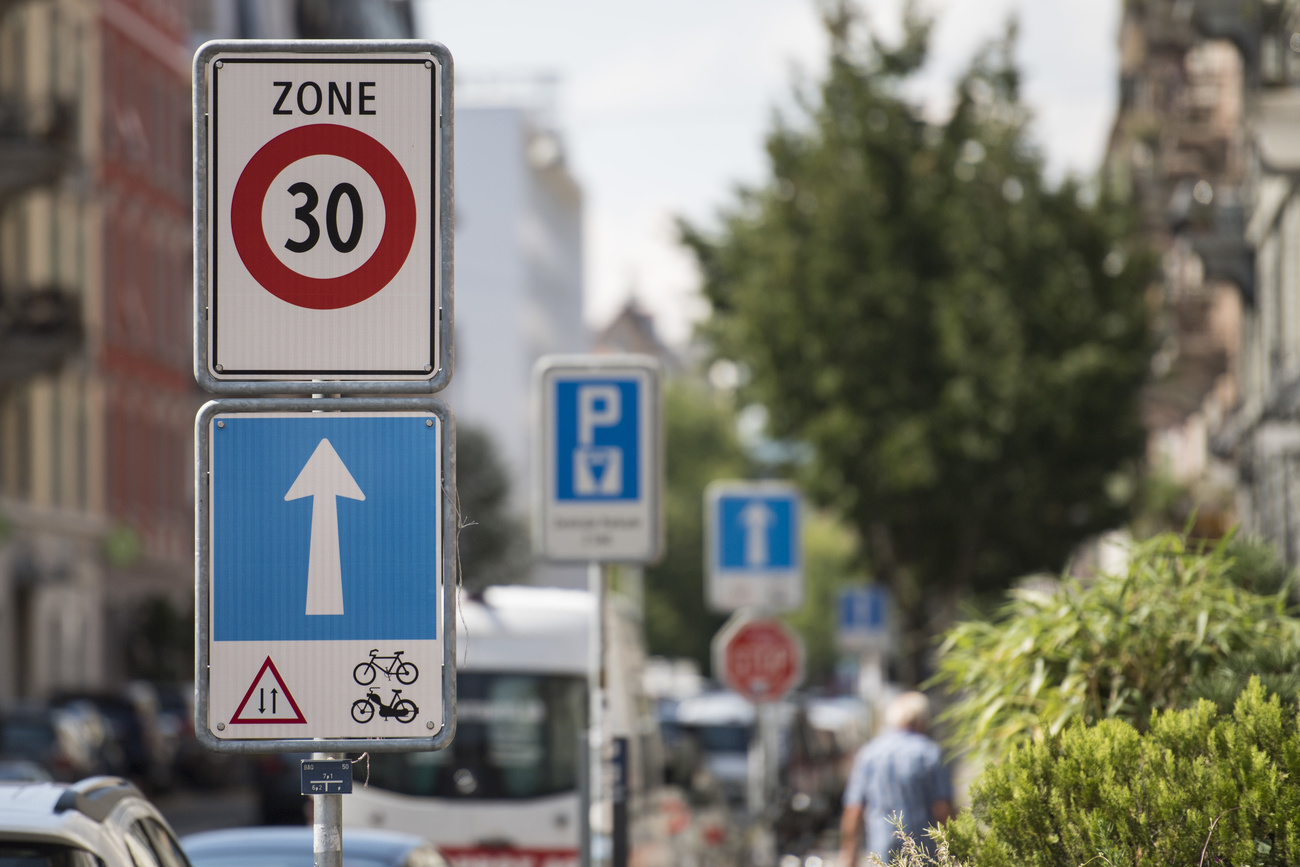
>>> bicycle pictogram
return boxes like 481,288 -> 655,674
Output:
353,649 -> 419,685
351,689 -> 419,724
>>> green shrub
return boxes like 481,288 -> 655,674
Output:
943,679 -> 1300,866
930,533 -> 1300,763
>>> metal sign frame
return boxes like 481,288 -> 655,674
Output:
192,40 -> 454,394
531,354 -> 665,564
194,396 -> 457,753
704,480 -> 804,613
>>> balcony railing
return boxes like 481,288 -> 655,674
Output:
0,99 -> 75,203
0,287 -> 82,386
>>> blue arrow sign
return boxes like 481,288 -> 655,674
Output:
211,414 -> 440,642
716,493 -> 798,571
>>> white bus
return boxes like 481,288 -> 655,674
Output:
343,584 -> 661,867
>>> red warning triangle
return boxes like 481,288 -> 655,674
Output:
229,657 -> 307,724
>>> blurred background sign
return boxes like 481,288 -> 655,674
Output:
532,355 -> 663,563
705,481 -> 803,613
836,586 -> 891,654
713,614 -> 804,705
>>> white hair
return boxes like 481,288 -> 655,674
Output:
885,691 -> 931,733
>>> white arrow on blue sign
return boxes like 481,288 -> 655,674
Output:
198,402 -> 450,746
533,356 -> 663,563
705,480 -> 803,613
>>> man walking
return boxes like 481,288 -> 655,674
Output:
838,691 -> 953,865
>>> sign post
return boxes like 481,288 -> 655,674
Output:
533,355 -> 662,867
837,586 -> 892,708
714,613 -> 804,865
193,39 -> 455,867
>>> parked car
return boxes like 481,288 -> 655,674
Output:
51,692 -> 170,791
150,682 -> 240,789
0,704 -> 105,781
182,827 -> 448,867
0,776 -> 192,867
671,690 -> 756,805
0,760 -> 51,782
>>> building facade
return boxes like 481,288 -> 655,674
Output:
1108,0 -> 1300,563
441,106 -> 587,530
0,0 -> 196,699
0,0 -> 417,700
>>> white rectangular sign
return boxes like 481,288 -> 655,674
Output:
533,356 -> 663,563
196,399 -> 454,749
706,480 -> 803,613
195,42 -> 452,388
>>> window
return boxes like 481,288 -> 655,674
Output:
0,841 -> 103,867
367,672 -> 585,800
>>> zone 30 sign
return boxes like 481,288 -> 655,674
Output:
196,43 -> 452,387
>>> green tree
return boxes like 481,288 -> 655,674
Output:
682,5 -> 1152,682
931,533 -> 1300,764
645,377 -> 750,673
786,511 -> 868,684
455,426 -> 529,591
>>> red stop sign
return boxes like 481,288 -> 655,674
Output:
715,616 -> 804,703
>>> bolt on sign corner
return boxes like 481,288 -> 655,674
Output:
533,355 -> 663,563
194,41 -> 453,391
196,398 -> 455,751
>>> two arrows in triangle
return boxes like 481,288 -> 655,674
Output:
230,656 -> 306,724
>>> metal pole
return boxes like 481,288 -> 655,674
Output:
311,752 -> 342,867
758,705 -> 779,867
578,721 -> 591,867
587,561 -> 607,867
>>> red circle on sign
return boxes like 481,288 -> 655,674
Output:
230,124 -> 418,310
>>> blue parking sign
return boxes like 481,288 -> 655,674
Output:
534,356 -> 662,562
554,380 -> 640,501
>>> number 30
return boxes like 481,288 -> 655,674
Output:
284,181 -> 364,254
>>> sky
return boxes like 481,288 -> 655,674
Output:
415,0 -> 1121,347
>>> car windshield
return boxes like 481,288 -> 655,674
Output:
185,857 -> 388,867
693,724 -> 752,754
0,718 -> 54,755
0,842 -> 103,867
367,672 -> 585,800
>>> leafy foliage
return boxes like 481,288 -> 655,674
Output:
785,512 -> 869,683
644,378 -> 750,672
930,533 -> 1300,764
943,680 -> 1300,866
455,426 -> 529,591
682,3 -> 1152,681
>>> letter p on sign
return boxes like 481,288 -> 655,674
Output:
578,385 -> 621,445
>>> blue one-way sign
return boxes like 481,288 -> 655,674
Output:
211,414 -> 440,641
534,356 -> 663,563
197,399 -> 453,750
706,481 -> 803,613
